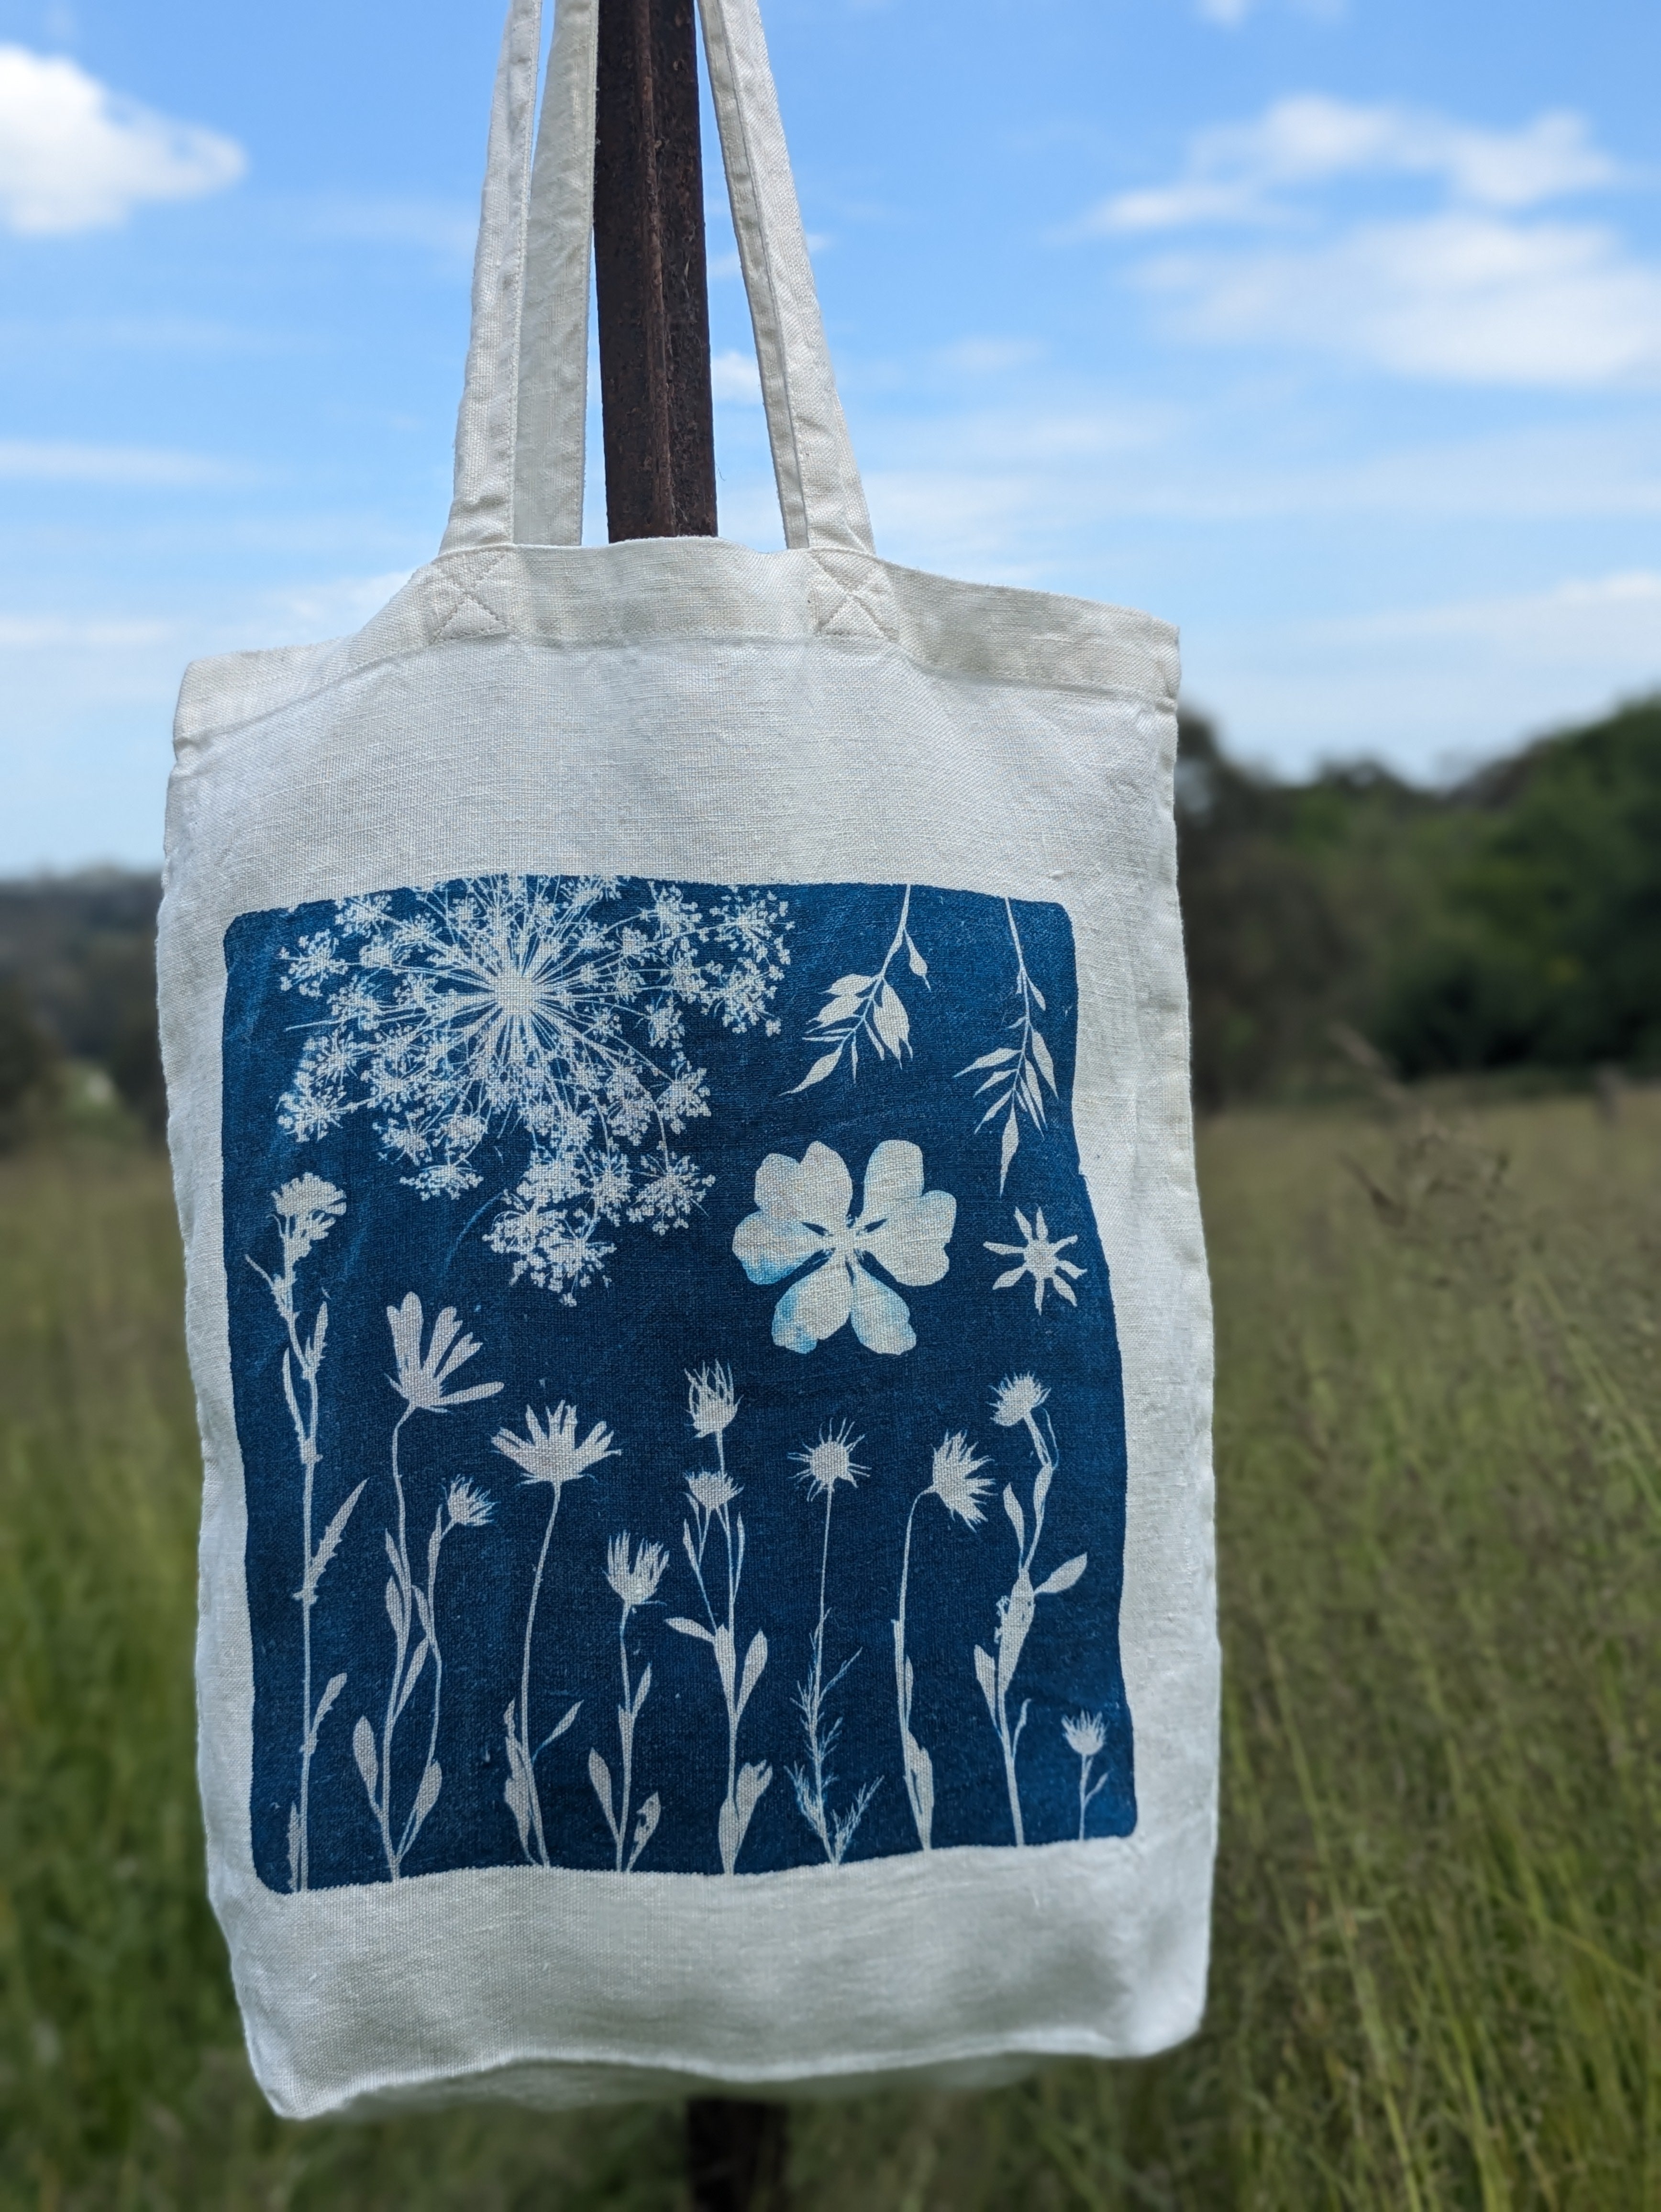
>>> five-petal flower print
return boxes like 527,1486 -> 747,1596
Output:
733,1139 -> 956,1354
224,873 -> 1133,1886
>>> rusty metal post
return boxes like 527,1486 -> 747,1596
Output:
592,0 -> 718,540
591,2 -> 781,2201
685,2096 -> 790,2212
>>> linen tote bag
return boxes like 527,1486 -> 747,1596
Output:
159,0 -> 1218,2119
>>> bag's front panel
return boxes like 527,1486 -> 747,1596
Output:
222,872 -> 1132,1890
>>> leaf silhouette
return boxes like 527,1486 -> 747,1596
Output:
999,1109 -> 1020,1190
588,1748 -> 615,1831
308,1670 -> 347,1747
394,1637 -> 429,1721
735,1759 -> 772,1827
352,1715 -> 377,1798
872,983 -> 910,1057
973,1644 -> 998,1720
629,1793 -> 661,1870
300,1479 -> 366,1602
961,1046 -> 1018,1073
535,1699 -> 582,1759
1003,1485 -> 1026,1549
1030,1029 -> 1057,1093
1037,1552 -> 1088,1597
738,1629 -> 768,1717
790,1048 -> 843,1094
906,935 -> 929,979
410,1760 -> 442,1833
668,1615 -> 715,1644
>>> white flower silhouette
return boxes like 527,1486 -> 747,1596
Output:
732,1139 -> 956,1356
276,875 -> 790,1300
986,1207 -> 1085,1312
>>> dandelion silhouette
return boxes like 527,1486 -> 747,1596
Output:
668,1363 -> 773,1874
492,1403 -> 617,1866
589,1534 -> 667,1873
973,1376 -> 1088,1846
247,1175 -> 360,1891
893,1432 -> 993,1850
351,1295 -> 503,1880
788,1427 -> 880,1864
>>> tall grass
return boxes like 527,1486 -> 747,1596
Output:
0,1098 -> 1655,2208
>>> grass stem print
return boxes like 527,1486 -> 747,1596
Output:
789,1428 -> 880,1864
351,1296 -> 501,1880
1062,1712 -> 1110,1841
669,1366 -> 773,1875
974,1376 -> 1089,1847
893,1433 -> 993,1851
588,1535 -> 666,1872
222,874 -> 1134,1884
493,1404 -> 616,1865
246,1175 -> 361,1891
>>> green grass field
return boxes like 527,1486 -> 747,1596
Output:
1,1095 -> 1656,2209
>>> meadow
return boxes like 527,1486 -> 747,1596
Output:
0,1092 -> 1655,2209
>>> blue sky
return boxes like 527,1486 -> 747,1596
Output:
1,0 -> 1658,871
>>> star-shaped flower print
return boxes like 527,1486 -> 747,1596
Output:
733,1139 -> 956,1355
986,1207 -> 1085,1312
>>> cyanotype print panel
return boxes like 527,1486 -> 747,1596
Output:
221,877 -> 1134,1890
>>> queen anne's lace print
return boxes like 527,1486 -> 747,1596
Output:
277,876 -> 791,1301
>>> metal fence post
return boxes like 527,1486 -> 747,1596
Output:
591,3 -> 785,2202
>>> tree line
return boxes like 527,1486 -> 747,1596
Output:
1,689 -> 1659,1138
1177,691 -> 1661,1107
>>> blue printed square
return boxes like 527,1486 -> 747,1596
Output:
221,875 -> 1135,1889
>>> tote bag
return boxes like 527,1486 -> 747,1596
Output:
159,0 -> 1218,2119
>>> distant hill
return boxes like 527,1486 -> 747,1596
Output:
3,692 -> 1660,1117
1176,692 -> 1661,1104
0,872 -> 161,1130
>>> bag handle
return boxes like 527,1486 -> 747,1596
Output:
442,0 -> 874,557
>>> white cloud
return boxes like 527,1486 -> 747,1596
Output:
711,348 -> 764,405
0,439 -> 238,485
1085,95 -> 1659,389
0,44 -> 244,235
1145,213 -> 1661,385
0,613 -> 173,649
1088,96 -> 1620,233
